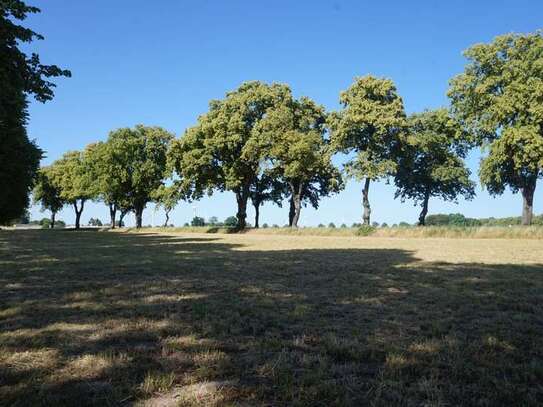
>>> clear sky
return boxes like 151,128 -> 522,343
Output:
24,0 -> 543,227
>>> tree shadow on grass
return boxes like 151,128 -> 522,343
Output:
0,230 -> 542,406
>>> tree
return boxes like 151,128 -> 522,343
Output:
330,75 -> 407,225
249,173 -> 285,228
48,150 -> 97,229
88,218 -> 103,227
224,216 -> 238,227
208,216 -> 219,225
260,96 -> 343,227
169,81 -> 291,229
152,183 -> 184,227
191,216 -> 205,226
33,166 -> 64,228
0,2 -> 70,224
105,125 -> 173,228
448,32 -> 543,225
394,109 -> 475,225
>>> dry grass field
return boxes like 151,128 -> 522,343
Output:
1,229 -> 542,406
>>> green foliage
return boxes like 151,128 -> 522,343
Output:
356,225 -> 376,236
330,75 -> 406,225
169,81 -> 291,229
260,95 -> 343,226
191,216 -> 205,227
88,218 -> 103,227
394,109 -> 475,225
426,213 -> 482,226
328,222 -> 336,228
381,222 -> 388,228
0,1 -> 69,224
33,166 -> 65,216
262,223 -> 269,228
105,125 -> 173,227
224,216 -> 238,227
208,216 -> 219,225
330,75 -> 406,181
448,31 -> 543,224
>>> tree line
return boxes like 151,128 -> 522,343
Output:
2,3 -> 542,228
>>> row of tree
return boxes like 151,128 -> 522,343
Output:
3,2 -> 541,228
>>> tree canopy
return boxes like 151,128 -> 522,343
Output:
169,81 -> 291,229
448,32 -> 543,224
105,125 -> 174,228
33,166 -> 64,228
330,75 -> 407,225
394,109 -> 476,225
0,1 -> 70,224
260,96 -> 343,227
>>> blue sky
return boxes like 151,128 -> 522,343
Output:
25,0 -> 543,226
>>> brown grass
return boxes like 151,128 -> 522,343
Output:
1,229 -> 542,406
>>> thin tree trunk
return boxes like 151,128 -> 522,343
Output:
419,189 -> 430,226
288,196 -> 295,227
291,182 -> 303,228
521,179 -> 536,226
236,187 -> 249,229
119,210 -> 128,228
109,203 -> 117,229
50,211 -> 56,229
135,204 -> 144,229
253,200 -> 261,228
362,178 -> 371,226
73,200 -> 85,229
163,209 -> 170,227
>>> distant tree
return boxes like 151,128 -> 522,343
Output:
394,109 -> 475,225
224,216 -> 238,227
169,81 -> 291,229
318,223 -> 325,228
328,222 -> 336,228
260,95 -> 343,227
191,216 -> 205,227
399,222 -> 411,227
88,218 -> 103,227
0,2 -> 70,225
449,32 -> 543,225
152,183 -> 184,227
340,223 -> 347,228
33,166 -> 64,228
381,222 -> 388,228
330,75 -> 407,225
48,150 -> 97,229
183,222 -> 189,227
272,224 -> 279,228
208,216 -> 219,226
105,126 -> 173,228
371,221 -> 379,227
351,222 -> 362,228
249,173 -> 285,228
262,223 -> 269,228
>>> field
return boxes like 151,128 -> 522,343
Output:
1,230 -> 542,406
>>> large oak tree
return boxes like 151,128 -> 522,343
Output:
394,109 -> 475,225
169,81 -> 291,229
448,32 -> 543,225
330,76 -> 407,225
0,1 -> 70,224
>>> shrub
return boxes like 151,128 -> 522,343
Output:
328,222 -> 336,228
191,216 -> 205,226
356,225 -> 376,236
262,223 -> 269,228
318,223 -> 325,228
224,216 -> 238,227
340,223 -> 347,228
381,222 -> 388,228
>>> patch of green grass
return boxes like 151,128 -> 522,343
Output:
0,229 -> 542,406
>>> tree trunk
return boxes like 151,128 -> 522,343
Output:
290,182 -> 303,228
236,187 -> 249,229
119,210 -> 128,228
418,190 -> 430,226
73,200 -> 85,229
109,203 -> 117,229
521,180 -> 536,226
50,211 -> 56,229
288,196 -> 295,226
135,204 -> 144,229
253,201 -> 260,228
362,178 -> 371,226
163,209 -> 170,228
